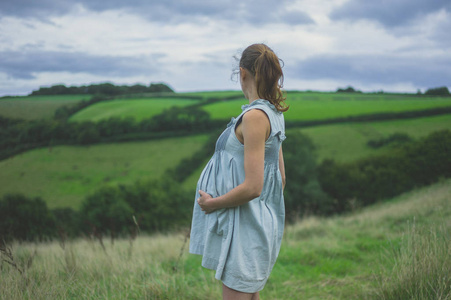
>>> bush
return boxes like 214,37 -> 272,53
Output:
318,130 -> 451,210
149,106 -> 212,132
283,131 -> 333,218
52,208 -> 82,238
367,133 -> 412,149
79,178 -> 192,237
119,178 -> 192,232
0,194 -> 56,242
80,186 -> 134,238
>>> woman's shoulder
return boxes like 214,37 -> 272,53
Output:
241,107 -> 269,125
242,99 -> 283,117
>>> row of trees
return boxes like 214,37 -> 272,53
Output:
0,106 -> 224,160
424,86 -> 450,96
0,178 -> 191,242
336,86 -> 450,96
4,90 -> 450,160
30,82 -> 174,96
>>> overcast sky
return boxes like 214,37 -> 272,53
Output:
1,0 -> 450,96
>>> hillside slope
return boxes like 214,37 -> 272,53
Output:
0,135 -> 208,209
1,179 -> 449,299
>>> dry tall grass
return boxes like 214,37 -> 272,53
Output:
1,179 -> 450,300
374,223 -> 450,300
0,233 -> 221,300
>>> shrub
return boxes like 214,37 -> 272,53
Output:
80,186 -> 134,238
52,207 -> 82,238
367,133 -> 412,149
0,194 -> 56,242
283,131 -> 333,218
149,106 -> 212,132
79,178 -> 192,237
318,130 -> 451,210
119,178 -> 192,232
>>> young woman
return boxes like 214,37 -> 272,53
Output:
189,43 -> 288,300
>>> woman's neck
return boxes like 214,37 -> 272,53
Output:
246,89 -> 259,104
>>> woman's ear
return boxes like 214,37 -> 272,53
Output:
240,67 -> 246,82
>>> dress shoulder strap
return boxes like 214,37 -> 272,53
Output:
240,100 -> 286,142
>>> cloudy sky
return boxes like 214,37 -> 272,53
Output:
1,0 -> 450,96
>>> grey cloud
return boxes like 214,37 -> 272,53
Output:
0,50 -> 162,79
431,17 -> 451,48
330,0 -> 451,27
289,54 -> 451,88
275,10 -> 315,26
0,0 -> 73,20
0,0 -> 314,25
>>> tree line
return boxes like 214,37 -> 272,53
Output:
336,85 -> 450,96
30,82 -> 174,96
0,106 -> 224,160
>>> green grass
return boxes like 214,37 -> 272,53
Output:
0,135 -> 208,209
183,114 -> 451,189
201,92 -> 451,120
1,178 -> 449,299
297,114 -> 451,163
0,95 -> 89,120
69,98 -> 199,122
180,90 -> 243,100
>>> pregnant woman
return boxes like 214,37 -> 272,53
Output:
189,43 -> 289,300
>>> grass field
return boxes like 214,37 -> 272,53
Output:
69,97 -> 199,122
299,113 -> 451,163
180,90 -> 243,99
0,95 -> 89,120
182,114 -> 451,192
0,135 -> 208,209
1,178 -> 449,299
201,92 -> 451,121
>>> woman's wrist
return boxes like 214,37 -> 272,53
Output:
212,195 -> 229,210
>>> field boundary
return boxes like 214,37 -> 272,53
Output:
286,106 -> 451,128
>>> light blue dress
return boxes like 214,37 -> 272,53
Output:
189,99 -> 286,293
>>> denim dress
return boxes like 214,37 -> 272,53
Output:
189,99 -> 286,293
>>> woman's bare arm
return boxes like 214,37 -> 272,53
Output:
279,146 -> 286,190
197,109 -> 269,213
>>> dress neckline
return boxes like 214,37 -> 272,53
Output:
241,99 -> 280,114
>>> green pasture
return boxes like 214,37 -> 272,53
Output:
182,114 -> 451,191
0,95 -> 89,120
180,90 -> 243,99
202,92 -> 451,120
299,113 -> 451,163
2,179 -> 449,299
70,97 -> 199,122
0,135 -> 208,209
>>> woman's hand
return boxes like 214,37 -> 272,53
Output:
197,190 -> 216,214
